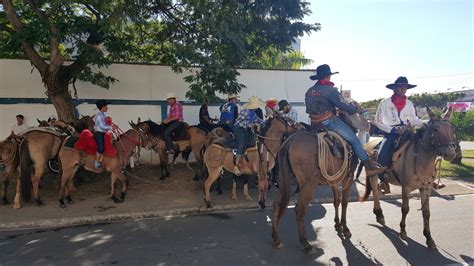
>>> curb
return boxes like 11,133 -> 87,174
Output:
0,191 -> 432,231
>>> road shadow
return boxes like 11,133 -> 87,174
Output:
329,237 -> 382,266
368,224 -> 459,265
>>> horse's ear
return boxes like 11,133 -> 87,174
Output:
442,107 -> 453,120
426,107 -> 437,120
37,118 -> 42,124
137,117 -> 141,123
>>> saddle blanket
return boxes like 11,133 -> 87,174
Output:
70,130 -> 117,157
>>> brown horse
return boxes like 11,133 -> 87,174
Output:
58,128 -> 152,207
133,120 -> 207,180
0,138 -> 20,208
19,129 -> 65,206
203,113 -> 301,208
271,111 -> 368,254
360,108 -> 456,249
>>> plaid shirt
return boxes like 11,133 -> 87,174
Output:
168,101 -> 183,122
234,109 -> 264,128
282,108 -> 299,123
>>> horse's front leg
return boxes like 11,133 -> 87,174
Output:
331,186 -> 342,233
2,172 -> 10,205
115,170 -> 129,202
110,173 -> 120,203
341,178 -> 352,238
399,186 -> 411,240
420,186 -> 436,249
370,175 -> 385,225
243,174 -> 253,201
13,177 -> 21,209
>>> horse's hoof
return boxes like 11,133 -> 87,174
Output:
111,196 -> 122,203
273,242 -> 285,249
231,196 -> 237,200
376,216 -> 385,226
400,231 -> 408,240
60,203 -> 66,209
245,196 -> 253,201
304,246 -> 317,255
66,197 -> 74,204
206,201 -> 211,208
160,176 -> 166,181
13,203 -> 21,209
2,197 -> 9,205
258,200 -> 266,209
427,240 -> 437,249
120,192 -> 126,202
334,224 -> 343,233
35,199 -> 44,206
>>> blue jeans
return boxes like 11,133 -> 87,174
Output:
234,127 -> 254,156
94,131 -> 106,154
377,133 -> 397,180
321,117 -> 369,162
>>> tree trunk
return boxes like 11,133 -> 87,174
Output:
46,78 -> 77,123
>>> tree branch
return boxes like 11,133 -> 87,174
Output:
2,0 -> 48,75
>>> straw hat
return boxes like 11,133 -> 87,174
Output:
165,93 -> 178,100
243,96 -> 265,110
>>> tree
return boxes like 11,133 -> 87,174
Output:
409,92 -> 465,109
245,46 -> 314,70
0,0 -> 319,121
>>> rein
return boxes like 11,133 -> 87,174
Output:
255,116 -> 295,161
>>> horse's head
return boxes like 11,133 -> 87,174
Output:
263,111 -> 301,141
37,118 -> 49,127
339,101 -> 369,131
424,107 -> 456,161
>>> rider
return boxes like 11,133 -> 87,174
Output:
305,64 -> 385,177
93,100 -> 116,170
278,99 -> 300,123
265,98 -> 279,119
163,93 -> 184,154
219,94 -> 240,132
233,96 -> 265,175
199,100 -> 218,132
374,77 -> 423,187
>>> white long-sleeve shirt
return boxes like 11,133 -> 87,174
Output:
374,98 -> 423,134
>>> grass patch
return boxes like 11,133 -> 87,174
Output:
462,150 -> 474,159
439,159 -> 474,178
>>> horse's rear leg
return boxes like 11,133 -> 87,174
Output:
231,176 -> 238,200
399,187 -> 410,240
420,187 -> 436,249
204,167 -> 221,208
370,175 -> 385,225
115,170 -> 129,202
13,178 -> 21,209
2,175 -> 9,205
243,175 -> 252,201
341,179 -> 352,238
331,186 -> 342,233
110,173 -> 121,203
32,165 -> 45,206
295,184 -> 317,254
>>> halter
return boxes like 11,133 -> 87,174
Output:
422,119 -> 456,156
255,115 -> 297,161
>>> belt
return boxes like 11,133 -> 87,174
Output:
310,112 -> 333,124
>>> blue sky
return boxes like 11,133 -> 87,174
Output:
300,0 -> 473,101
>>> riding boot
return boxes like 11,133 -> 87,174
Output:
363,159 -> 386,177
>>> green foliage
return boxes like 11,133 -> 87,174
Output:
360,98 -> 383,109
246,47 -> 314,69
0,0 -> 319,101
410,92 -> 465,108
450,110 -> 474,141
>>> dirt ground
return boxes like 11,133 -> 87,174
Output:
3,162 -> 254,204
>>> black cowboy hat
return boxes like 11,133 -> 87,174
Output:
310,64 -> 339,81
95,99 -> 112,110
386,76 -> 417,90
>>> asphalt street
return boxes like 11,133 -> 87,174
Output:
1,194 -> 473,266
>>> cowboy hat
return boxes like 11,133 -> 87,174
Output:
243,96 -> 265,110
265,98 -> 279,109
95,99 -> 112,110
165,93 -> 178,100
310,64 -> 339,81
227,94 -> 240,100
386,76 -> 417,90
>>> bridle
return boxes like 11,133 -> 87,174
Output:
422,119 -> 456,156
255,115 -> 298,161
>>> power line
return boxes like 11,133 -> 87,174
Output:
332,72 -> 474,82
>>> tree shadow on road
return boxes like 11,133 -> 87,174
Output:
368,224 -> 459,265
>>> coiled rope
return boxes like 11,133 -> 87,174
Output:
317,132 -> 350,185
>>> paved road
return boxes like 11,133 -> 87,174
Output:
1,195 -> 473,266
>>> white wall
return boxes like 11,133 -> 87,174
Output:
0,59 -> 314,163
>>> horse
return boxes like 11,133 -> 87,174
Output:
19,129 -> 65,206
271,109 -> 369,254
203,112 -> 302,208
132,120 -> 207,180
0,138 -> 21,208
57,128 -> 152,208
360,107 -> 456,249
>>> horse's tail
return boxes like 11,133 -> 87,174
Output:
182,148 -> 192,161
20,139 -> 32,202
359,172 -> 373,202
274,140 -> 295,222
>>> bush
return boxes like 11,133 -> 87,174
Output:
450,110 -> 474,141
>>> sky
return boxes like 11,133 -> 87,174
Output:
300,0 -> 473,101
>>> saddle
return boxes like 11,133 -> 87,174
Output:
19,127 -> 68,138
68,129 -> 117,157
162,122 -> 190,142
311,124 -> 348,158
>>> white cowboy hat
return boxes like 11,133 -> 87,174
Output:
243,96 -> 265,110
165,93 -> 178,100
227,94 -> 240,100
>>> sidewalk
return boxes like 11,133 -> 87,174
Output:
0,170 -> 473,231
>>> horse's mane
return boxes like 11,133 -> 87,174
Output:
144,120 -> 162,135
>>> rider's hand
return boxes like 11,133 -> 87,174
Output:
162,119 -> 169,124
396,126 -> 406,135
356,105 -> 364,114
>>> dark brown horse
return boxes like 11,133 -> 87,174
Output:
58,128 -> 152,207
360,108 -> 456,249
271,111 -> 368,254
133,120 -> 207,180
